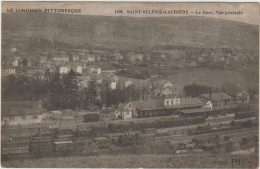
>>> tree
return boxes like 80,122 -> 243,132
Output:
220,82 -> 240,97
85,81 -> 97,106
44,69 -> 51,82
62,69 -> 79,109
183,83 -> 211,97
46,68 -> 63,110
21,58 -> 28,67
2,75 -> 45,101
110,89 -> 124,108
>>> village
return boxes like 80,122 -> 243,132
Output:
1,46 -> 259,163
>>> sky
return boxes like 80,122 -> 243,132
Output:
2,2 -> 259,25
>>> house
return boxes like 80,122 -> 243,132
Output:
101,64 -> 117,73
77,75 -> 91,88
198,56 -> 205,62
53,56 -> 69,62
76,66 -> 83,74
45,61 -> 53,69
164,81 -> 173,88
114,104 -> 132,119
27,61 -> 32,67
72,54 -> 80,61
204,101 -> 213,109
110,81 -> 117,90
128,53 -> 144,62
8,59 -> 19,67
2,66 -> 16,76
154,88 -> 174,97
1,101 -> 47,126
119,97 -> 204,118
40,57 -> 47,64
59,66 -> 71,74
125,80 -> 133,87
153,80 -> 172,89
87,54 -> 96,62
152,80 -> 179,96
26,67 -> 45,78
200,92 -> 234,107
164,96 -> 181,106
88,65 -> 101,75
114,53 -> 123,61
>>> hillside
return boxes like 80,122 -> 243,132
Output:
2,13 -> 259,50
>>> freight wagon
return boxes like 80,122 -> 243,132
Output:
53,141 -> 74,153
29,136 -> 53,157
84,113 -> 100,122
192,134 -> 220,147
235,112 -> 254,119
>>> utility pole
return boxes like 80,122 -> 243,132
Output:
59,113 -> 62,128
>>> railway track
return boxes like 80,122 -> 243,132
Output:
154,127 -> 258,145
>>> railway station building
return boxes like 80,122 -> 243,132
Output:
118,96 -> 204,118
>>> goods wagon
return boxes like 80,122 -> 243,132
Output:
235,112 -> 254,119
230,118 -> 257,128
29,136 -> 53,156
117,134 -> 136,145
53,141 -> 74,152
53,135 -> 73,152
192,134 -> 220,147
240,135 -> 258,149
84,113 -> 100,122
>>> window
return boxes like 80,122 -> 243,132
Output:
22,116 -> 27,120
32,115 -> 38,119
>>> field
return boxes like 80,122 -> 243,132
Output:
162,69 -> 258,89
2,153 -> 258,168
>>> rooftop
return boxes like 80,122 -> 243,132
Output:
130,97 -> 203,111
201,92 -> 233,101
54,141 -> 73,144
181,108 -> 211,114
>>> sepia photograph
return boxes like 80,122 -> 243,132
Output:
1,2 -> 259,168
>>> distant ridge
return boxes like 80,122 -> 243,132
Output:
2,13 -> 259,50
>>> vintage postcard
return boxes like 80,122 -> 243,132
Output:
1,2 -> 259,168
